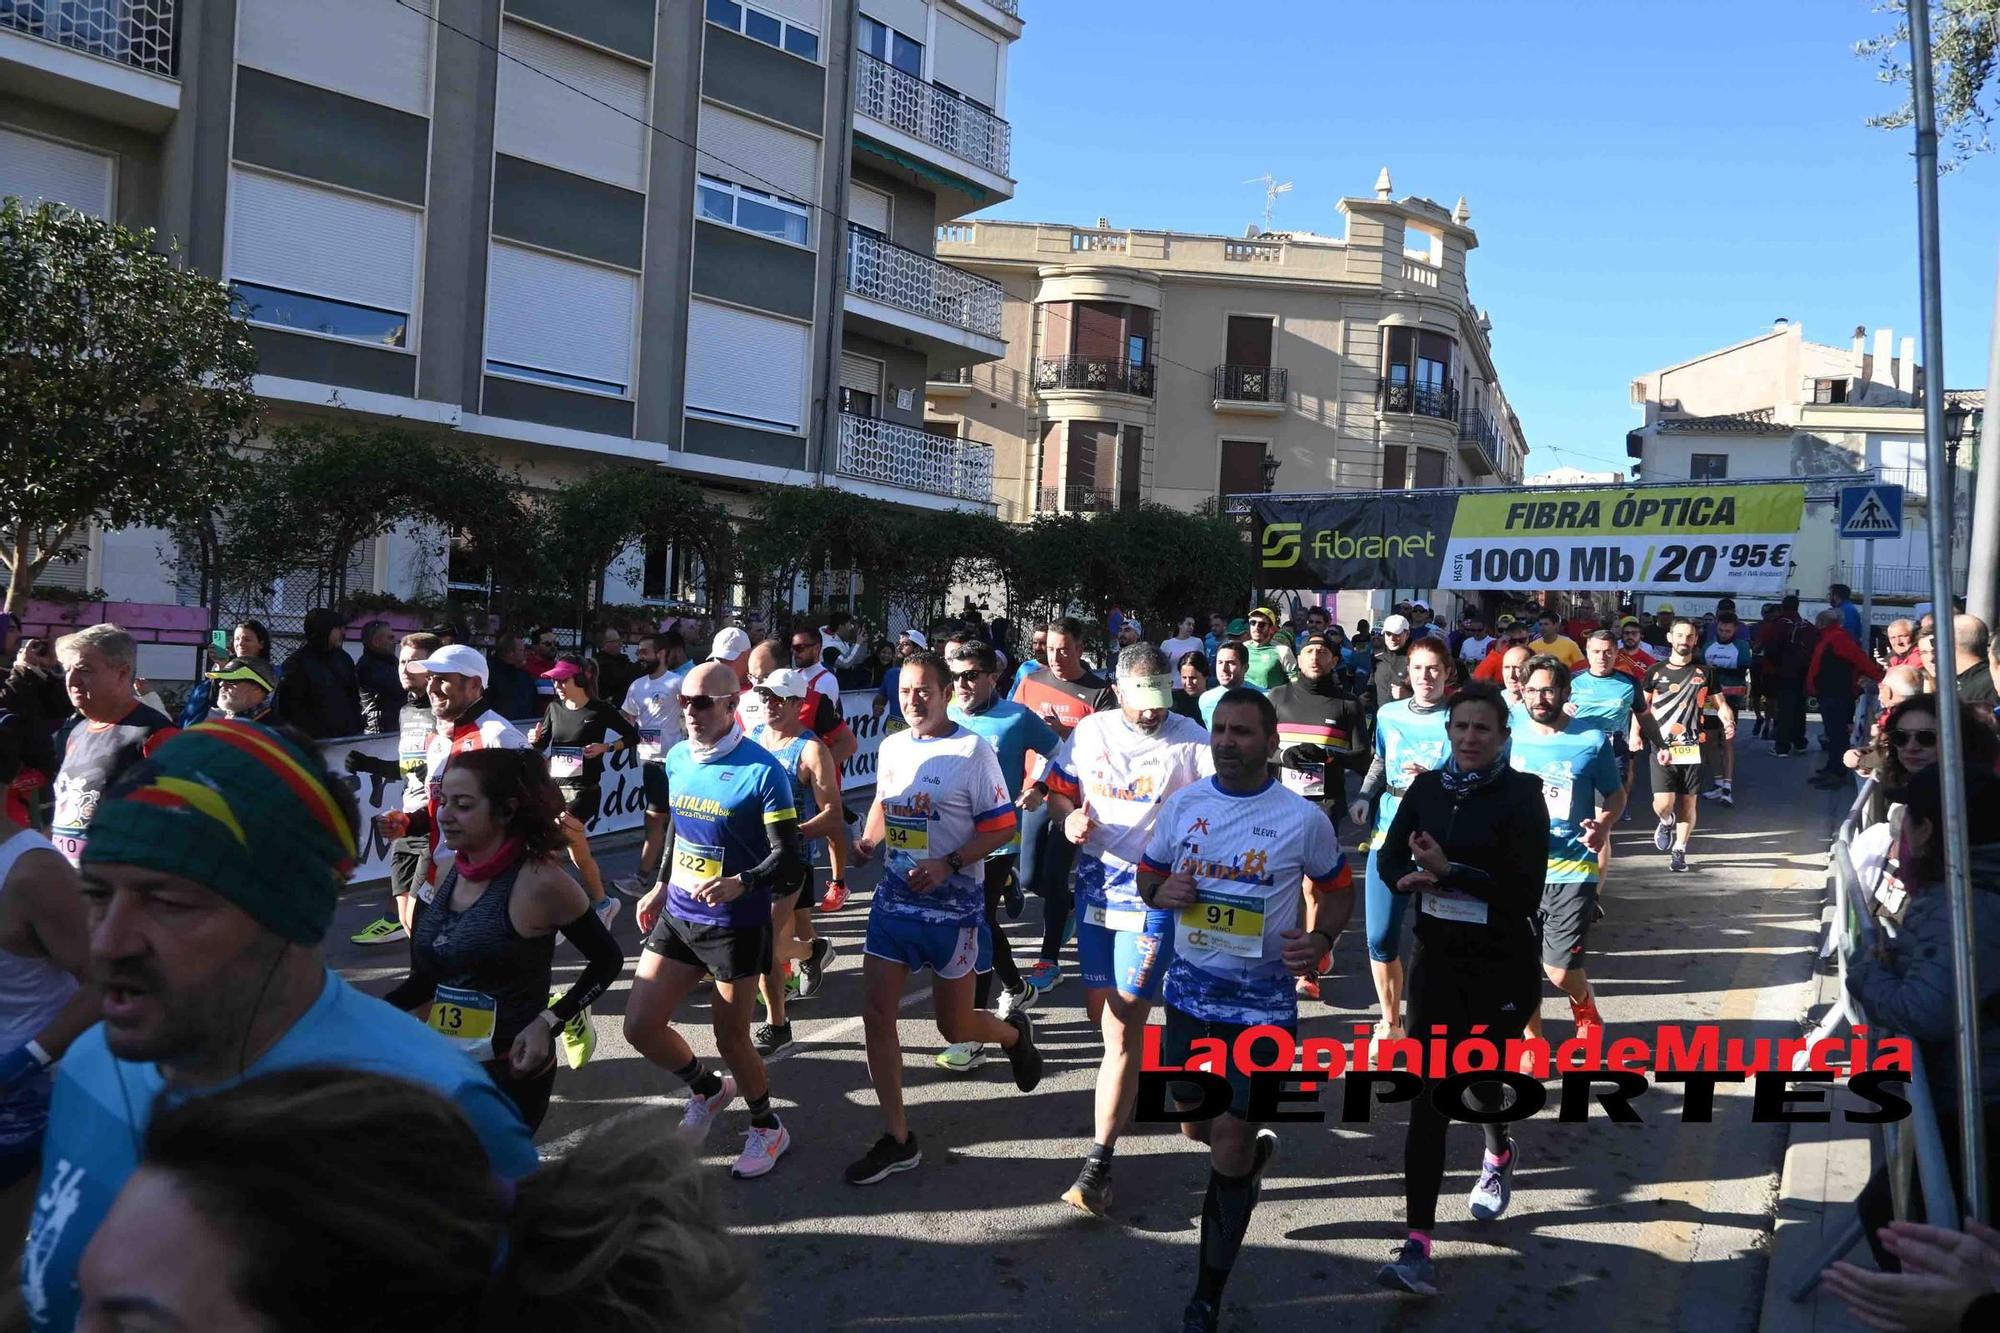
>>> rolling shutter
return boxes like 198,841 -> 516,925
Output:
237,0 -> 434,116
696,102 -> 820,203
859,0 -> 928,42
495,20 -> 648,190
686,300 -> 808,430
757,0 -> 826,29
228,167 -> 421,312
932,12 -> 997,105
485,242 -> 637,390
848,182 -> 891,235
839,352 -> 883,398
0,126 -> 113,218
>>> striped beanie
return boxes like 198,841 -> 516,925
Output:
83,721 -> 357,944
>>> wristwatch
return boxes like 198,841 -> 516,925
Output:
945,851 -> 965,873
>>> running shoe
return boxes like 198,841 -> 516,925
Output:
350,916 -> 406,946
935,1041 -> 988,1072
593,896 -> 621,929
552,990 -> 596,1070
678,1075 -> 736,1144
1182,1299 -> 1220,1333
1377,1239 -> 1438,1296
732,1122 -> 790,1179
1294,974 -> 1321,1001
1252,1127 -> 1278,1178
1669,848 -> 1690,873
615,874 -> 652,899
844,1131 -> 921,1185
1024,961 -> 1065,993
1003,873 -> 1025,920
1653,817 -> 1675,852
817,880 -> 850,912
1061,1155 -> 1113,1215
1372,1018 -> 1406,1046
1700,784 -> 1728,802
1570,990 -> 1603,1042
795,936 -> 834,998
1468,1143 -> 1517,1221
753,1022 -> 792,1057
1770,743 -> 1790,757
994,982 -> 1036,1022
1716,786 -> 1734,806
1003,1011 -> 1044,1091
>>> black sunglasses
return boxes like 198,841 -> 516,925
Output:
679,693 -> 729,711
950,670 -> 985,684
1889,728 -> 1938,748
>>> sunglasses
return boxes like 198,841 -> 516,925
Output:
1889,728 -> 1939,748
950,670 -> 985,685
679,693 -> 730,712
790,640 -> 819,653
754,688 -> 792,706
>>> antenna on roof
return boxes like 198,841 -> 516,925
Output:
1243,174 -> 1293,231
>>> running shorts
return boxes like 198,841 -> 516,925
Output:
1536,879 -> 1600,969
1159,1006 -> 1297,1122
863,913 -> 990,980
1657,753 -> 1706,796
772,863 -> 813,905
644,912 -> 773,981
0,1067 -> 52,1189
559,782 -> 601,824
640,760 -> 671,814
1076,906 -> 1174,1000
389,833 -> 430,900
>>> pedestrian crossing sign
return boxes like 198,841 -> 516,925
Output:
1837,484 -> 1903,540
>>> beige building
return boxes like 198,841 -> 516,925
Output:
924,168 -> 1527,523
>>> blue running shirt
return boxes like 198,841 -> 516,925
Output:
663,734 -> 798,927
1370,700 -> 1450,836
1508,719 -> 1624,882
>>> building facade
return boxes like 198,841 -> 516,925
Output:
924,168 -> 1527,525
1627,320 -> 1980,618
1,0 -> 1020,666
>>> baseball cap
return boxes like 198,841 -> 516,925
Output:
1117,671 -> 1175,710
1248,606 -> 1277,623
756,667 -> 809,700
1618,615 -> 1641,628
710,626 -> 753,660
1495,613 -> 1517,628
1299,629 -> 1337,651
1381,614 -> 1411,635
206,656 -> 277,692
1410,599 -> 1431,612
539,659 -> 584,681
1656,603 -> 1676,614
1226,617 -> 1248,636
902,629 -> 929,649
410,644 -> 489,685
1123,618 -> 1144,636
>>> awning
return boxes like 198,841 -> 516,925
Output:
853,134 -> 990,205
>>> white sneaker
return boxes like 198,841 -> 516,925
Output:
732,1121 -> 791,1179
995,983 -> 1036,1022
935,1041 -> 989,1072
593,896 -> 621,929
616,875 -> 652,899
678,1074 -> 736,1144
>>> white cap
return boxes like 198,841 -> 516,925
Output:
1123,618 -> 1144,636
1117,672 -> 1174,710
902,629 -> 929,649
1381,614 -> 1412,635
710,626 -> 753,661
1410,599 -> 1431,612
409,644 -> 490,685
756,667 -> 809,700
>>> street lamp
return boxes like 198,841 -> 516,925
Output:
1259,452 -> 1281,493
1944,401 -> 1977,470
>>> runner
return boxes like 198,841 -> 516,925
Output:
1267,628 -> 1368,1001
1198,641 -> 1258,727
530,654 -> 640,926
1617,617 -> 1658,673
745,668 -> 846,1057
1139,687 -> 1351,1332
1510,657 -> 1623,1046
391,645 -> 531,901
1498,642 -> 1533,715
846,650 -> 1042,1185
625,660 -> 805,1180
1471,620 -> 1533,684
1044,644 -> 1212,1215
1453,611 -> 1495,674
385,748 -> 625,1127
618,631 -> 686,900
1637,620 -> 1731,873
1368,613 -> 1414,709
1241,606 -> 1299,689
937,640 -> 1060,1071
1571,629 -> 1646,834
347,632 -> 444,945
1375,682 -> 1549,1298
50,626 -> 177,867
1347,636 -> 1455,1043
744,639 -> 856,912
1699,613 -> 1754,804
1526,610 -> 1583,670
788,625 -> 843,705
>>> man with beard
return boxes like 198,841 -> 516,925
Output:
347,633 -> 443,946
389,645 -> 530,899
1638,621 -> 1731,873
616,632 -> 687,901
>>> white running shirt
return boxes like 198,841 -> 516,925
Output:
622,669 -> 685,763
1046,711 -> 1212,913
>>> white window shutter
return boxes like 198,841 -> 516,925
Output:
227,168 -> 421,312
237,0 -> 434,116
860,0 -> 929,41
932,12 -> 997,105
485,242 -> 637,390
757,0 -> 825,29
848,182 -> 891,235
686,300 -> 808,430
496,20 -> 649,191
697,102 -> 820,204
0,127 -> 113,219
839,352 -> 883,397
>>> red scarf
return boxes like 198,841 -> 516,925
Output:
454,837 -> 524,883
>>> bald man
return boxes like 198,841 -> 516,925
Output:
1953,614 -> 1996,707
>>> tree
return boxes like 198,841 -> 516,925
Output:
1012,504 -> 1254,636
875,507 -> 1014,629
738,485 -> 902,623
1860,0 -> 1999,167
0,200 -> 260,612
541,464 -> 736,625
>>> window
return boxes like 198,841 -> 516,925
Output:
641,536 -> 691,603
1691,453 -> 1728,481
932,11 -> 999,106
484,241 -> 638,395
1219,439 -> 1266,497
237,0 -> 434,116
697,175 -> 811,246
1119,425 -> 1144,511
496,20 -> 648,191
446,533 -> 490,594
685,299 -> 809,431
858,15 -> 923,76
227,168 -> 420,348
848,183 -> 891,237
1382,444 -> 1408,489
707,0 -> 821,62
0,125 -> 113,218
1412,448 -> 1448,489
1812,378 -> 1850,405
839,352 -> 883,418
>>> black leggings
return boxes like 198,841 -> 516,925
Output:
488,1056 -> 557,1133
974,855 -> 1022,1008
1400,942 -> 1540,1231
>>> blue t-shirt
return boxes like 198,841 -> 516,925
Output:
1197,681 -> 1264,728
1508,720 -> 1624,882
948,697 -> 1059,857
1569,668 -> 1639,741
1370,699 -> 1450,834
663,734 -> 798,927
23,972 -> 536,1332
877,671 -> 905,724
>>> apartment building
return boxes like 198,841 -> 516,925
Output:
0,0 -> 1018,651
925,169 -> 1527,524
1627,320 -> 1982,614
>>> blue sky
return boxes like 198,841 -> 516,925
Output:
988,0 -> 2000,475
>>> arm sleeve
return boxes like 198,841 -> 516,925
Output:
1377,779 -> 1422,889
1358,727 -> 1389,799
603,702 -> 642,748
546,905 -> 625,1024
743,815 -> 806,891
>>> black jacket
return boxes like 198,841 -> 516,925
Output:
356,648 -> 402,735
1379,766 -> 1549,959
486,660 -> 543,723
275,646 -> 365,739
0,668 -> 57,775
595,652 -> 639,710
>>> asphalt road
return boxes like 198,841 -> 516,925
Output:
327,737 -> 1855,1332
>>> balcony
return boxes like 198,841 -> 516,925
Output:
1456,408 -> 1502,475
854,51 -> 1012,186
835,412 -> 993,506
0,0 -> 181,130
844,227 -> 1006,366
1834,560 -> 1968,598
1212,363 -> 1287,416
1037,484 -> 1118,514
927,365 -> 975,398
1378,378 -> 1458,422
1034,356 -> 1155,399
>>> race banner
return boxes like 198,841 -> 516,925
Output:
1255,483 -> 1805,594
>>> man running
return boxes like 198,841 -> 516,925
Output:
1571,629 -> 1646,833
1045,644 -> 1212,1215
746,639 -> 857,911
1527,610 -> 1583,671
1637,620 -> 1731,873
1198,642 -> 1259,727
847,650 -> 1041,1185
1347,636 -> 1454,1043
1140,687 -> 1351,1333
391,645 -> 530,902
1241,606 -> 1299,689
1511,657 -> 1623,1043
1699,612 -> 1753,804
626,660 -> 806,1179
1368,613 -> 1414,710
347,632 -> 444,945
50,626 -> 177,867
618,631 -> 686,899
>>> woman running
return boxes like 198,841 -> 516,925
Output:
386,747 -> 625,1129
531,653 -> 640,927
1374,680 -> 1549,1297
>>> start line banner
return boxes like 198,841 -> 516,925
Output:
1255,483 -> 1806,594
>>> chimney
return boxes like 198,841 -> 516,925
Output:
1874,328 -> 1895,391
1852,325 -> 1867,365
1897,336 -> 1917,393
1096,216 -> 1110,230
1774,317 -> 1789,331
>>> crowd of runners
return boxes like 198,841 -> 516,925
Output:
1,589 -> 1996,1331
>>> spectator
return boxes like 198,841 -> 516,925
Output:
427,622 -> 461,647
0,638 -> 59,829
1953,613 -> 1996,708
1756,594 -> 1816,757
1159,616 -> 1205,665
1827,582 -> 1865,647
821,611 -> 871,681
355,620 -> 401,734
180,621 -> 274,730
1806,609 -> 1885,787
1846,665 -> 1926,776
1884,617 -> 1921,669
867,639 -> 898,688
1825,1219 -> 2000,1332
274,609 -> 364,740
205,657 -> 277,723
485,635 -> 542,722
524,628 -> 559,677
595,627 -> 639,709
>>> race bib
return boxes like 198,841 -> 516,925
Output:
1421,888 -> 1489,925
427,984 -> 498,1059
885,812 -> 930,876
669,842 -> 724,892
1668,743 -> 1702,766
548,747 -> 585,780
1083,902 -> 1150,932
50,831 -> 85,867
1176,889 -> 1265,958
1540,773 -> 1574,817
1281,761 -> 1326,798
637,727 -> 664,762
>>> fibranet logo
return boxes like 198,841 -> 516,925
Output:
1260,522 -> 1301,568
1310,529 -> 1436,560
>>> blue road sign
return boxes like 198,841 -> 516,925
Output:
1838,483 -> 1904,541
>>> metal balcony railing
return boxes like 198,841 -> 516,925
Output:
854,50 -> 1012,177
0,0 -> 177,76
1457,408 -> 1503,468
1378,378 -> 1458,420
987,0 -> 1020,15
847,227 -> 1004,340
836,412 -> 993,504
1037,484 -> 1116,513
1033,355 -> 1155,398
1834,560 -> 1968,597
1213,364 -> 1287,403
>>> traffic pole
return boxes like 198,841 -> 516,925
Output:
1909,0 -> 1985,1224
1861,538 -> 1874,651
1966,246 -> 2000,627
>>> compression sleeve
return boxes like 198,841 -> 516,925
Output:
547,905 -> 625,1024
741,815 -> 807,893
1358,751 -> 1388,800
